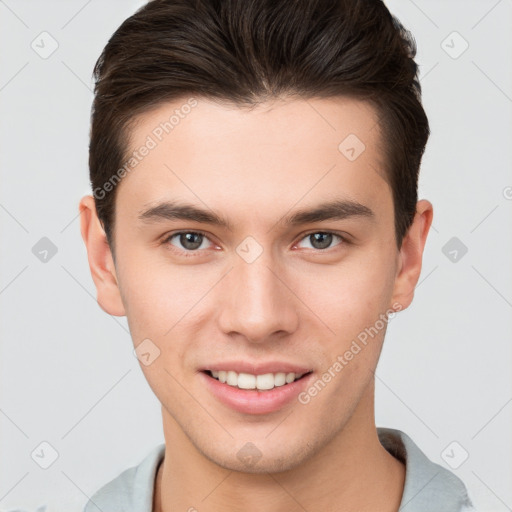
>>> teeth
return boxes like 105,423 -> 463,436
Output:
209,370 -> 305,390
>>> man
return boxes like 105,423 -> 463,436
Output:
79,0 -> 475,510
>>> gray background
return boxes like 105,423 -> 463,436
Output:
0,0 -> 511,510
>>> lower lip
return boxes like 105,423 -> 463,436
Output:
200,371 -> 314,415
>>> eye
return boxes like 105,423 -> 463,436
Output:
162,230 -> 347,255
164,231 -> 213,253
295,231 -> 345,251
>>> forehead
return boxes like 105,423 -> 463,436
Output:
118,96 -> 391,223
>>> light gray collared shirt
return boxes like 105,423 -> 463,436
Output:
83,427 -> 475,511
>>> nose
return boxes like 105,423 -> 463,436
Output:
217,253 -> 300,344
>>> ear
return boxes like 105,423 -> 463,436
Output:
390,199 -> 433,311
79,195 -> 126,316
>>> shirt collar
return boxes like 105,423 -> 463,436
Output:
89,427 -> 474,511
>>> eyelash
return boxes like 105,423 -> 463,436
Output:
161,230 -> 348,257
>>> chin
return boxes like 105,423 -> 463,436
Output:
199,437 -> 317,475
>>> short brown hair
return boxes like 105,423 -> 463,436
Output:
89,0 -> 429,249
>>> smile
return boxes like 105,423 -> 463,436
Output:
201,369 -> 314,415
206,370 -> 309,391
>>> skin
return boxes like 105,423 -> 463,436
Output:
80,96 -> 433,512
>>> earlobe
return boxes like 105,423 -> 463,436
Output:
390,199 -> 434,311
79,195 -> 126,316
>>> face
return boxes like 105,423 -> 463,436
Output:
81,96 -> 431,474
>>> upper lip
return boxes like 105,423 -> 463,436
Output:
202,361 -> 313,375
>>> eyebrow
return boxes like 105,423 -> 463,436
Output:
138,199 -> 375,230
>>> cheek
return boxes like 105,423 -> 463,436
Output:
117,259 -> 206,395
298,251 -> 396,341
117,235 -> 397,354
116,251 -> 218,359
115,249 -> 181,338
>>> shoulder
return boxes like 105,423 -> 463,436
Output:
377,427 -> 475,512
83,443 -> 165,512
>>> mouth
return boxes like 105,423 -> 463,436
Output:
202,369 -> 313,392
200,368 -> 315,414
